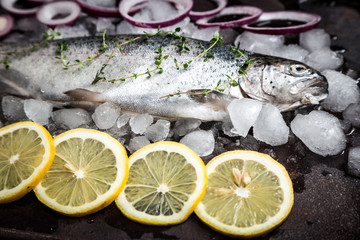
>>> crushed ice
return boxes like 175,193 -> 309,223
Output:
321,70 -> 360,112
180,130 -> 215,157
290,110 -> 347,156
24,99 -> 53,125
92,102 -> 121,130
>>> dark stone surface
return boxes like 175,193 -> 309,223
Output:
0,0 -> 360,240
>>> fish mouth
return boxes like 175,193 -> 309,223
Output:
290,75 -> 328,100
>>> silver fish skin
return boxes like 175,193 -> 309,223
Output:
0,35 -> 328,121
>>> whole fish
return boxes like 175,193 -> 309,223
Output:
0,34 -> 328,121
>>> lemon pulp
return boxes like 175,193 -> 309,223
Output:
195,150 -> 293,238
35,129 -> 128,216
116,141 -> 207,225
125,150 -> 198,215
0,121 -> 54,203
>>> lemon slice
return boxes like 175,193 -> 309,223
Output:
195,150 -> 293,238
34,129 -> 128,216
115,141 -> 207,225
0,121 -> 55,204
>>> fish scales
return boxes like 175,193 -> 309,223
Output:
0,35 -> 328,121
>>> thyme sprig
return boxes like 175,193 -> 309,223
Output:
161,42 -> 252,99
100,46 -> 169,83
92,27 -> 189,84
56,27 -> 225,86
174,32 -> 223,70
58,31 -> 109,70
1,29 -> 60,69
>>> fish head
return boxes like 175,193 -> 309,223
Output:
239,55 -> 328,111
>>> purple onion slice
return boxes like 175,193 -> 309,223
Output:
75,0 -> 121,18
189,0 -> 227,19
241,11 -> 321,35
196,6 -> 262,28
0,15 -> 14,38
1,0 -> 41,16
119,0 -> 193,29
36,1 -> 81,28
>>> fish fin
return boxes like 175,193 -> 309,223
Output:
189,89 -> 236,111
0,69 -> 38,98
65,88 -> 105,102
63,89 -> 106,110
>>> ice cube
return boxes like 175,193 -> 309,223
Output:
116,113 -> 132,128
83,0 -> 116,8
219,28 -> 241,44
173,118 -> 201,136
253,103 -> 289,146
92,102 -> 121,130
129,114 -> 154,134
96,18 -> 116,34
343,103 -> 360,128
54,24 -> 90,39
221,121 -> 240,137
1,96 -> 28,122
52,108 -> 91,129
128,136 -> 151,153
234,31 -> 285,55
145,119 -> 171,142
299,28 -> 331,52
161,17 -> 191,33
305,47 -> 343,71
227,98 -> 263,137
24,99 -> 52,125
180,130 -> 215,157
181,22 -> 199,38
139,0 -> 178,21
321,70 -> 360,112
106,124 -> 131,139
191,27 -> 220,41
116,20 -> 157,35
290,110 -> 346,156
272,44 -> 309,62
347,147 -> 360,178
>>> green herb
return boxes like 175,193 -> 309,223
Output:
0,59 -> 10,69
179,32 -> 223,70
59,31 -> 109,69
1,29 -> 60,68
161,40 -> 252,99
99,46 -> 168,83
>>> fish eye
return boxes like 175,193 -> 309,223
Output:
289,64 -> 311,76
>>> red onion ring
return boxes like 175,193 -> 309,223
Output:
196,6 -> 262,29
189,0 -> 227,19
36,1 -> 81,28
119,0 -> 193,29
241,11 -> 321,35
1,0 -> 41,16
75,0 -> 121,18
0,15 -> 14,38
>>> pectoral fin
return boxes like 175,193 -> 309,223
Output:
64,88 -> 106,109
189,89 -> 236,111
65,88 -> 105,102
